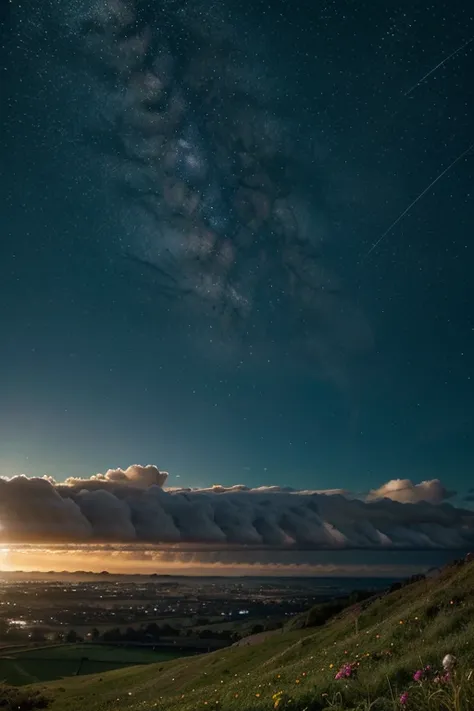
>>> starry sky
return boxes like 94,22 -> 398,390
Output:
1,0 -> 473,498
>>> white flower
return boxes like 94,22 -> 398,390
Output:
442,654 -> 456,671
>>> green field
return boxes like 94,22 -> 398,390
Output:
0,644 -> 185,686
5,560 -> 474,710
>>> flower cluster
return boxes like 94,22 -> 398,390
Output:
399,653 -> 457,706
334,662 -> 357,680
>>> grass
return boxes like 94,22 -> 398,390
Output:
11,558 -> 474,710
0,644 -> 185,686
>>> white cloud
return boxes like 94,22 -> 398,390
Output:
0,468 -> 471,550
367,478 -> 455,505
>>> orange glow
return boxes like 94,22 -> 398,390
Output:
0,544 -> 428,578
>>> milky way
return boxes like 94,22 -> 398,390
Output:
11,0 -> 372,379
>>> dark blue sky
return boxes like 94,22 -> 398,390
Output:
1,0 -> 473,496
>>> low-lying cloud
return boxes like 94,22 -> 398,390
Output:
0,466 -> 472,549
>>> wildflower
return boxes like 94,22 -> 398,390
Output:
273,691 -> 287,709
399,620 -> 404,625
434,672 -> 451,684
335,662 -> 356,680
442,654 -> 457,671
295,680 -> 300,684
329,664 -> 334,669
413,665 -> 432,682
399,691 -> 409,705
255,693 -> 260,698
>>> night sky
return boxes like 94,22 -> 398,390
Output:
1,0 -> 473,499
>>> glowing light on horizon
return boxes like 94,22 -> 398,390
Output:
0,546 -> 12,572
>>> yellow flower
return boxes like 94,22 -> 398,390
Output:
256,693 -> 260,698
295,679 -> 300,684
329,664 -> 334,669
399,620 -> 404,625
235,694 -> 239,698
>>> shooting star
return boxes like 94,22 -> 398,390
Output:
405,37 -> 473,96
361,143 -> 474,262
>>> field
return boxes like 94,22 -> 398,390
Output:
0,644 -> 185,686
7,559 -> 474,710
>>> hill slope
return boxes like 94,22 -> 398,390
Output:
19,559 -> 474,711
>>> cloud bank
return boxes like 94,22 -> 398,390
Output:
0,466 -> 472,550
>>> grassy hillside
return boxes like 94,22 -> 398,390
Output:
0,644 -> 183,686
8,558 -> 474,711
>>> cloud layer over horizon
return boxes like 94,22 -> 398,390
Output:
0,465 -> 472,549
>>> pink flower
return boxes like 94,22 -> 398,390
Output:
335,662 -> 357,680
399,691 -> 409,705
413,669 -> 424,682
